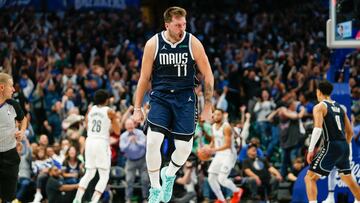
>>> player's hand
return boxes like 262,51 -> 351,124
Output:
307,151 -> 315,164
133,108 -> 144,123
201,104 -> 212,122
15,130 -> 25,142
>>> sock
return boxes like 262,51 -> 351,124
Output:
327,191 -> 334,201
166,161 -> 180,177
355,200 -> 360,203
309,201 -> 317,203
91,191 -> 102,203
146,127 -> 164,188
166,138 -> 193,177
148,170 -> 161,189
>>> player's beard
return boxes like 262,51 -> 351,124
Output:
169,30 -> 184,42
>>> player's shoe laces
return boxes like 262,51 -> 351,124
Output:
161,166 -> 176,202
148,187 -> 162,203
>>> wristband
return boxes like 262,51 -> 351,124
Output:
134,107 -> 142,111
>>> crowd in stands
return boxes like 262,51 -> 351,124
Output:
0,0 -> 359,202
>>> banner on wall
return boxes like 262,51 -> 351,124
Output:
0,0 -> 140,10
73,0 -> 126,10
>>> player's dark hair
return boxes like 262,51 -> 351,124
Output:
94,89 -> 110,105
317,80 -> 333,96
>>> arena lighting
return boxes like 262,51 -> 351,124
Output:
327,0 -> 360,48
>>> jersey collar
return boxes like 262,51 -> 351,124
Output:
161,31 -> 187,48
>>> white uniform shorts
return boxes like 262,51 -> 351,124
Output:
208,153 -> 237,175
84,138 -> 111,170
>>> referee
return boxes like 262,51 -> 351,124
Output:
0,73 -> 27,202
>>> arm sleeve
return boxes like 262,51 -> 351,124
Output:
308,127 -> 322,152
7,99 -> 25,121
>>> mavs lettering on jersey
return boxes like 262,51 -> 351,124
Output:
152,31 -> 196,91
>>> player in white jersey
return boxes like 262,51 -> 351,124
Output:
206,109 -> 243,203
73,89 -> 120,203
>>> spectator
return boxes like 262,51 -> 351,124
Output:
278,100 -> 305,177
287,157 -> 304,185
171,160 -> 197,203
43,101 -> 63,144
119,118 -> 149,203
253,89 -> 276,146
242,143 -> 283,200
46,166 -> 78,203
31,146 -> 54,203
38,134 -> 49,148
61,87 -> 76,114
14,139 -> 32,203
237,137 -> 264,162
62,146 -> 84,184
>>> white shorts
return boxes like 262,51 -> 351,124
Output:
84,138 -> 111,170
207,153 -> 236,175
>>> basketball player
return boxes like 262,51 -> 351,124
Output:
73,89 -> 120,203
206,109 -> 243,203
323,105 -> 354,203
133,6 -> 214,203
305,80 -> 360,203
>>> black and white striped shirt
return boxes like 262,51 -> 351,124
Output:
0,99 -> 25,152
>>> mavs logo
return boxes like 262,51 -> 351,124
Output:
159,53 -> 188,65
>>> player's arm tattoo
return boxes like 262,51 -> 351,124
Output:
204,82 -> 213,105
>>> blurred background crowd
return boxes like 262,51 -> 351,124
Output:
0,0 -> 359,202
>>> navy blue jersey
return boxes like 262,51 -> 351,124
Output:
152,31 -> 196,91
322,100 -> 346,142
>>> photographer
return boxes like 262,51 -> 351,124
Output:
171,159 -> 197,203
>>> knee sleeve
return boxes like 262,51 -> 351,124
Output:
171,138 -> 193,166
79,168 -> 97,189
146,127 -> 164,170
95,168 -> 110,193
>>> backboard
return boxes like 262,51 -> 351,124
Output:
327,0 -> 360,48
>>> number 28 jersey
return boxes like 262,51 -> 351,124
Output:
87,105 -> 111,141
152,31 -> 196,91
